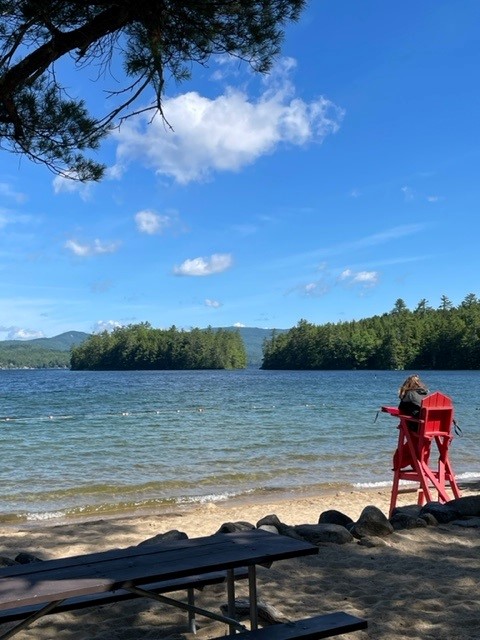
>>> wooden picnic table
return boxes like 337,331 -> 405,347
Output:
0,529 -> 320,638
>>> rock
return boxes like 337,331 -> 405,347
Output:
258,525 -> 279,534
15,552 -> 43,564
450,516 -> 480,528
257,514 -> 282,528
391,504 -> 422,518
318,509 -> 354,528
350,505 -> 393,539
0,556 -> 18,567
447,495 -> 480,517
215,521 -> 255,534
137,530 -> 188,546
294,523 -> 353,545
390,512 -> 428,531
256,514 -> 296,537
419,513 -> 438,526
276,522 -> 309,541
419,502 -> 461,524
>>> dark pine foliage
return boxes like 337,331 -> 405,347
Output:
0,1 -> 306,179
261,294 -> 480,370
70,323 -> 247,370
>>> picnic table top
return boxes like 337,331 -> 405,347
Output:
0,529 -> 319,611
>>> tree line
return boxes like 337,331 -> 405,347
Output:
70,323 -> 247,370
261,294 -> 480,370
0,345 -> 70,369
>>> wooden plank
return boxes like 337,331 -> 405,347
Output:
94,531 -> 318,589
0,533 -> 224,579
211,613 -> 367,640
0,530 -> 315,580
0,531 -> 318,611
0,567 -> 249,624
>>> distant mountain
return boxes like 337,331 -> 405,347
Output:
0,327 -> 288,368
0,331 -> 91,368
0,331 -> 91,352
220,327 -> 288,366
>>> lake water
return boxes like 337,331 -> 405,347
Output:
1,369 -> 479,524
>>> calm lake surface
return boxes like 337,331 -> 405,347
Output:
1,369 -> 479,524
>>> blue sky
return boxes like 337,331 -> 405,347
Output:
1,1 -> 480,340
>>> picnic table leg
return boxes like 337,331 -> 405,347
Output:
187,587 -> 196,633
126,586 -> 246,633
0,600 -> 64,640
248,565 -> 259,631
227,568 -> 237,635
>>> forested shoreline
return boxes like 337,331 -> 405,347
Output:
3,294 -> 480,371
261,295 -> 480,370
0,346 -> 70,369
70,324 -> 247,370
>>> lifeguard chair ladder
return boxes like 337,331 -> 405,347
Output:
382,392 -> 461,517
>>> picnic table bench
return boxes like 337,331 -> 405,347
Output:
0,529 -> 367,639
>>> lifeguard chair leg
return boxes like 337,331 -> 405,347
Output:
418,461 -> 452,503
435,435 -> 461,501
445,460 -> 461,498
389,427 -> 405,515
389,471 -> 400,517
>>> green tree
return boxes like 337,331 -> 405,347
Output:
0,1 -> 306,180
261,294 -> 480,371
413,298 -> 432,315
438,295 -> 453,311
70,323 -> 247,370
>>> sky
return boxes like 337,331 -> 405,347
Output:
1,1 -> 480,340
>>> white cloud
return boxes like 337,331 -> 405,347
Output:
339,268 -> 379,288
0,182 -> 27,203
269,224 -> 426,271
174,253 -> 233,276
52,173 -> 93,200
0,209 -> 36,230
205,298 -> 222,308
112,58 -> 344,184
233,322 -> 246,327
0,325 -> 45,340
401,186 -> 415,202
64,238 -> 120,257
92,320 -> 123,333
288,280 -> 329,297
134,209 -> 182,235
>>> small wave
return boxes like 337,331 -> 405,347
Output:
178,489 -> 251,504
353,480 -> 391,489
26,510 -> 67,521
455,471 -> 480,480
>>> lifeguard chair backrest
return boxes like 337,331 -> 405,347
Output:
419,392 -> 454,437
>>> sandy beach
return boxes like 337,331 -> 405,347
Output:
0,484 -> 478,640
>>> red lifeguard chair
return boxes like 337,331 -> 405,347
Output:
382,391 -> 461,517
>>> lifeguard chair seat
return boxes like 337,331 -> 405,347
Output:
383,391 -> 461,516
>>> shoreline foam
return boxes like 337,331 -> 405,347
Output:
5,480 -> 476,535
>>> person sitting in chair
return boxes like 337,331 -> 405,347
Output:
393,374 -> 429,469
398,374 -> 429,432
